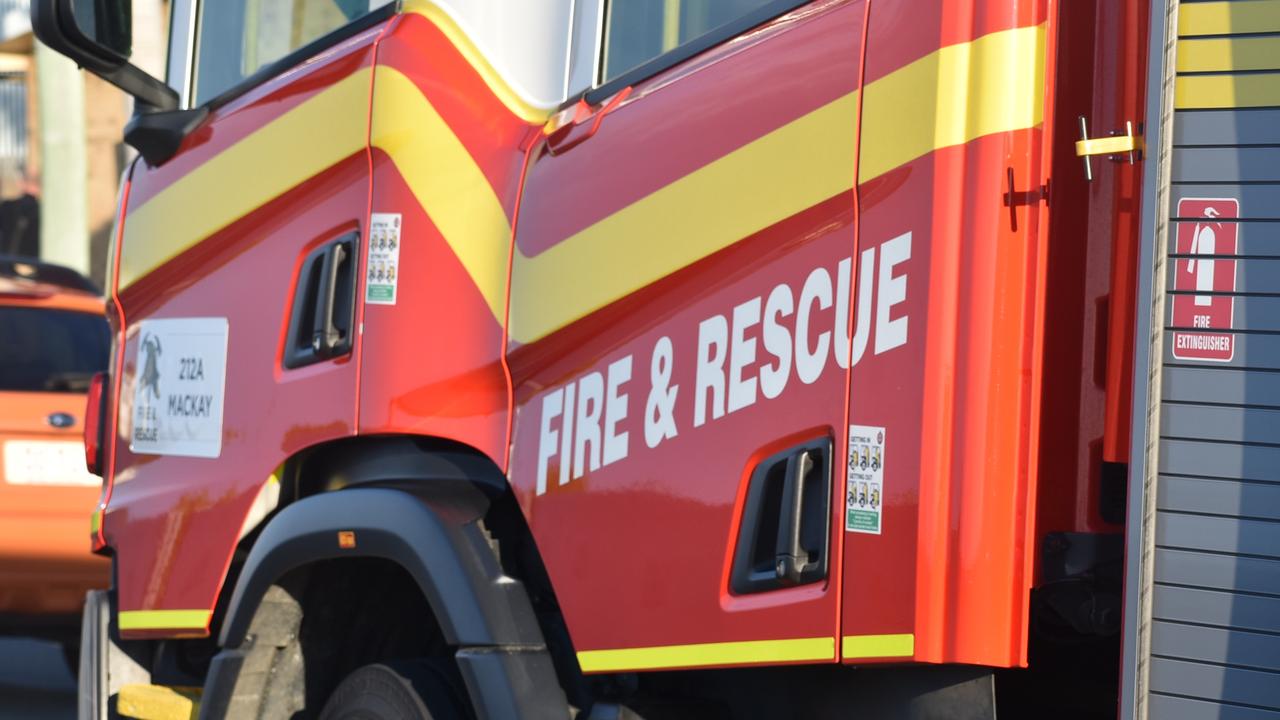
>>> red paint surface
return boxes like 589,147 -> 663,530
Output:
509,0 -> 866,663
516,0 -> 860,258
1100,0 -> 1149,464
106,33 -> 382,634
95,0 -> 1149,675
863,0 -> 1046,85
1034,0 -> 1146,548
356,16 -> 536,464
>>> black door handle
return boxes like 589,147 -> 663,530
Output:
284,233 -> 358,369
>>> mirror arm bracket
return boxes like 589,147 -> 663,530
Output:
125,105 -> 209,167
100,63 -> 180,114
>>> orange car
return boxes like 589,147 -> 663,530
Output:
0,256 -> 110,644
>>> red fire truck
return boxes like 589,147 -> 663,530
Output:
32,0 -> 1280,717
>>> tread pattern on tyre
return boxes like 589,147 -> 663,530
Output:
319,661 -> 465,720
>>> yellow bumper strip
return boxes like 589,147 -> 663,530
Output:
842,633 -> 915,659
577,636 -> 835,673
1178,0 -> 1280,37
118,609 -> 211,632
117,684 -> 201,720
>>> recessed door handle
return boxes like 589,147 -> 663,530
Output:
312,242 -> 348,358
775,449 -> 815,585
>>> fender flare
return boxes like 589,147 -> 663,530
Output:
218,486 -> 542,648
201,438 -> 570,720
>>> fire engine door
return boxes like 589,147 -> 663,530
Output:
506,1 -> 867,672
106,2 -> 389,624
839,2 -> 1061,668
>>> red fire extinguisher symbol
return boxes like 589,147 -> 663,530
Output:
1171,198 -> 1239,362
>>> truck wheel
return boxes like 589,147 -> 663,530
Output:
319,660 -> 467,720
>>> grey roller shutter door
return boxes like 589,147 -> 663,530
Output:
1141,1 -> 1280,717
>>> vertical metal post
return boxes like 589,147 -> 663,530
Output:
1119,1 -> 1176,719
34,40 -> 88,273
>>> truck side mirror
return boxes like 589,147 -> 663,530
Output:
63,0 -> 132,63
31,0 -> 178,113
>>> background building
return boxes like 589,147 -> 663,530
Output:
0,0 -> 165,287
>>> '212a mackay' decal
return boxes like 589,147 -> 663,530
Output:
130,318 -> 229,458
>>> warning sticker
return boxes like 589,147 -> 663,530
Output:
1171,198 -> 1239,362
366,213 -> 402,305
846,425 -> 884,534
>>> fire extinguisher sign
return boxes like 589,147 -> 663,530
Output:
1171,197 -> 1240,362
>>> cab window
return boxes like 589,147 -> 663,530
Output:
601,0 -> 780,82
193,0 -> 392,105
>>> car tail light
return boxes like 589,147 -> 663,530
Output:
84,371 -> 107,476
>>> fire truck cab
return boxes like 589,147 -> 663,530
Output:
30,0 -> 1280,717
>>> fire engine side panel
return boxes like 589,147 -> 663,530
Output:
1034,0 -> 1148,544
841,0 -> 1050,668
103,28 -> 385,637
507,1 -> 866,672
358,10 -> 539,461
1139,1 -> 1280,716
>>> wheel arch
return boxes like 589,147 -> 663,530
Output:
199,435 -> 573,720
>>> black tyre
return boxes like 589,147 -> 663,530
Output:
319,660 -> 467,720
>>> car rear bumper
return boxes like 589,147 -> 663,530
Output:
0,513 -> 109,616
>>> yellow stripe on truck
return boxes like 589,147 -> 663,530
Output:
509,90 -> 860,344
510,23 -> 1047,344
118,23 -> 1047,346
858,23 -> 1045,183
842,633 -> 915,659
400,0 -> 553,124
120,71 -> 370,289
371,66 -> 513,323
577,636 -> 836,673
118,609 -> 211,631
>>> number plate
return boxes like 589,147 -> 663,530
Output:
2,440 -> 100,486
